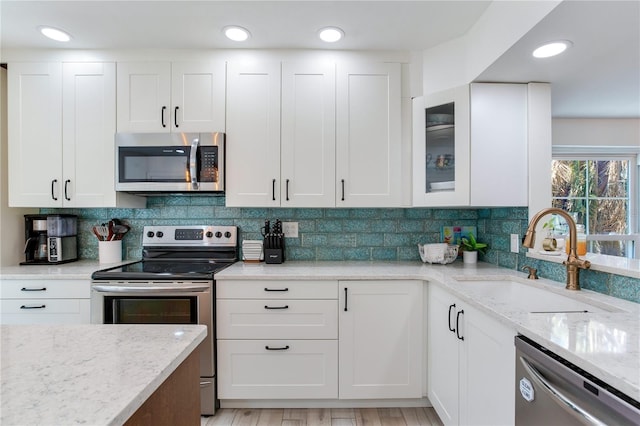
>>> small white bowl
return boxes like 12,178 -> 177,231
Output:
418,244 -> 459,264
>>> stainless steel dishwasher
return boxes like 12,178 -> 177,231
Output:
515,335 -> 640,425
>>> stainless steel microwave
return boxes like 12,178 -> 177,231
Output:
115,132 -> 224,193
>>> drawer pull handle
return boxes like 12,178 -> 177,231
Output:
264,305 -> 289,310
21,287 -> 47,292
20,304 -> 46,310
265,345 -> 290,351
264,288 -> 289,292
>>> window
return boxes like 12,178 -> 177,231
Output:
551,153 -> 639,259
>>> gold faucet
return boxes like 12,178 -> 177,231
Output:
522,208 -> 591,290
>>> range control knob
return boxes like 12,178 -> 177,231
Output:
225,231 -> 232,238
146,231 -> 155,238
215,231 -> 222,238
206,231 -> 213,238
156,231 -> 164,238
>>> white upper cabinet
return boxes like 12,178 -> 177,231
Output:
413,83 -> 529,207
412,86 -> 471,207
226,60 -> 336,208
225,60 -> 282,207
281,61 -> 336,207
116,61 -> 225,133
8,62 -> 144,208
336,63 -> 402,207
225,60 -> 402,208
469,83 -> 527,206
8,62 -> 63,207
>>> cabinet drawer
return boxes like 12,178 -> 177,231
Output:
0,299 -> 90,324
217,280 -> 338,299
217,339 -> 338,399
0,280 -> 90,299
217,299 -> 338,339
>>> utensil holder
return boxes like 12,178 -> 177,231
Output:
99,240 -> 122,264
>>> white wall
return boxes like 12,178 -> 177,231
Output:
552,118 -> 640,147
422,1 -> 561,95
0,67 -> 37,267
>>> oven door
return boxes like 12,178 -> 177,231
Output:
91,282 -> 214,377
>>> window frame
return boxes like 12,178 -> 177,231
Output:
552,146 -> 639,259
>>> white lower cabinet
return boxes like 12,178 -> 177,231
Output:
339,280 -> 423,399
216,280 -> 339,399
217,339 -> 338,399
0,279 -> 90,324
216,279 -> 424,401
428,284 -> 515,426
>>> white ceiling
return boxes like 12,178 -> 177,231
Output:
1,1 -> 638,118
0,1 -> 491,51
478,0 -> 640,118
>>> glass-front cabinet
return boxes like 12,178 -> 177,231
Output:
412,85 -> 470,206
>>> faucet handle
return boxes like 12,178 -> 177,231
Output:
522,265 -> 539,280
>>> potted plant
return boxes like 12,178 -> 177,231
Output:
460,233 -> 488,264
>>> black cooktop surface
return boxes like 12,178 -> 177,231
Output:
91,260 -> 233,280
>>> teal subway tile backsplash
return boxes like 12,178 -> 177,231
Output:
41,199 -> 639,303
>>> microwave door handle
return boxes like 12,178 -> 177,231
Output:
190,137 -> 199,190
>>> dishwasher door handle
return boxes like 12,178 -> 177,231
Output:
519,356 -> 607,426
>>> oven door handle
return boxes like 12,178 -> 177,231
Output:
92,285 -> 210,293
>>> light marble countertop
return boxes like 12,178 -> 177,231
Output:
0,324 -> 206,426
217,260 -> 640,402
2,259 -> 638,403
0,259 -> 137,280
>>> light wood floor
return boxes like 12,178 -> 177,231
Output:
201,407 -> 443,426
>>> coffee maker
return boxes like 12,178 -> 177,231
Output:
21,214 -> 78,265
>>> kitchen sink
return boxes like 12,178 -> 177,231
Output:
452,276 -> 621,313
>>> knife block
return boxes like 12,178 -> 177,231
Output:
264,234 -> 285,264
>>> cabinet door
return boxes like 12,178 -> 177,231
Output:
116,62 -> 171,132
413,86 -> 470,207
62,62 -> 117,207
459,305 -> 515,426
469,83 -> 527,206
281,62 -> 336,207
225,61 -> 281,207
339,280 -> 422,399
336,63 -> 402,207
428,285 -> 461,425
8,62 -> 63,207
170,61 -> 226,132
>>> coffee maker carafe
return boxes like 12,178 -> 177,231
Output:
21,214 -> 78,265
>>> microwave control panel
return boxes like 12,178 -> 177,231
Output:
199,146 -> 218,182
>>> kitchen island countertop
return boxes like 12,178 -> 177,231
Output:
0,324 -> 206,425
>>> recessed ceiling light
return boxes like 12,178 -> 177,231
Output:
532,40 -> 572,58
318,27 -> 344,43
224,26 -> 250,42
38,26 -> 72,42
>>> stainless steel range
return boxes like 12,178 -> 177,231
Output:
91,225 -> 238,416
